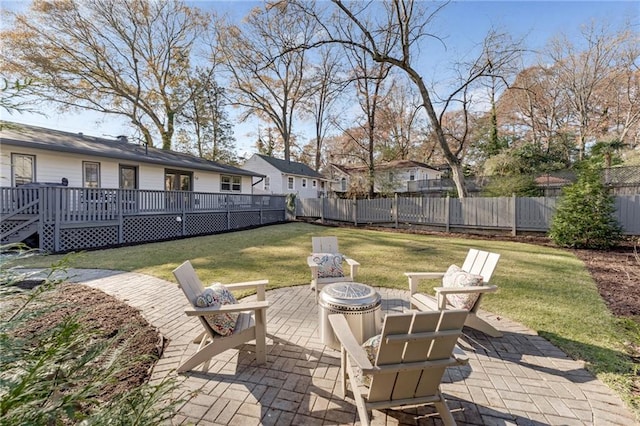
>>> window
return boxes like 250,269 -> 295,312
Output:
409,171 -> 415,181
165,169 -> 192,191
302,178 -> 307,188
12,153 -> 35,186
340,177 -> 347,191
119,165 -> 138,189
83,161 -> 100,188
221,175 -> 241,192
287,176 -> 294,190
312,180 -> 317,188
264,176 -> 270,191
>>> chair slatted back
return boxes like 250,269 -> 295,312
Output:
173,261 -> 216,336
368,310 -> 467,403
461,249 -> 500,283
312,236 -> 339,253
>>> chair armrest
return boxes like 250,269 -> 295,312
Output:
328,314 -> 374,372
405,272 -> 445,295
434,285 -> 497,309
223,280 -> 269,291
434,285 -> 497,295
185,300 -> 270,316
344,257 -> 360,278
224,279 -> 269,301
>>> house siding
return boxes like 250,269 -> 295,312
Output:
242,155 -> 323,198
0,145 -> 254,193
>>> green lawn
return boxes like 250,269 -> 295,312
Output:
14,222 -> 639,418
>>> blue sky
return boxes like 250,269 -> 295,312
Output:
1,0 -> 637,156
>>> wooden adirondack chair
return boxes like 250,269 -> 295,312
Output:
308,236 -> 360,301
405,248 -> 502,337
172,261 -> 269,373
329,309 -> 469,426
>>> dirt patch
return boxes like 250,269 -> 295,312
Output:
572,244 -> 640,317
11,283 -> 164,403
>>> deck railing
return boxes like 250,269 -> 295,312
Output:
1,186 -> 287,252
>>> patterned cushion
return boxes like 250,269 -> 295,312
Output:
442,264 -> 483,310
356,334 -> 382,387
195,283 -> 239,337
310,253 -> 344,278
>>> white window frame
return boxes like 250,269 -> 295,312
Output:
302,178 -> 307,188
312,180 -> 317,188
264,176 -> 270,191
287,176 -> 294,190
12,153 -> 35,186
83,161 -> 101,188
221,175 -> 242,192
340,177 -> 347,191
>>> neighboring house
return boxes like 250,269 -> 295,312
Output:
241,154 -> 327,198
329,160 -> 442,196
0,122 -> 261,193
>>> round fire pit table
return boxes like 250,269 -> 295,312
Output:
318,282 -> 382,350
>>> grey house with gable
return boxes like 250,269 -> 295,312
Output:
242,154 -> 327,198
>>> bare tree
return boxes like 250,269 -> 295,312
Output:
303,46 -> 349,171
177,67 -> 237,164
345,43 -> 393,197
545,21 -> 636,160
376,80 -> 426,161
215,3 -> 317,162
286,0 -> 522,197
1,0 -> 208,149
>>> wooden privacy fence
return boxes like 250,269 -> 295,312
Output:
296,195 -> 640,236
1,187 -> 287,253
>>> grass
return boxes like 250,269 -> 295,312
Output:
14,222 -> 639,418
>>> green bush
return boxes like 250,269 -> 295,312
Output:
549,166 -> 622,249
482,174 -> 542,197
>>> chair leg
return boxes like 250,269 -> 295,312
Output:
177,341 -> 222,373
433,391 -> 456,426
465,314 -> 503,337
255,310 -> 267,365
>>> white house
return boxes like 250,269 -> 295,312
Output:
0,122 -> 261,194
329,160 -> 443,195
241,154 -> 327,198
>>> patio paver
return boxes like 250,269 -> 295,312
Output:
58,268 -> 636,425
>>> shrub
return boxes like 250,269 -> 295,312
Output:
549,166 -> 622,249
482,174 -> 542,197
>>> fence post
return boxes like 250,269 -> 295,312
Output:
445,195 -> 450,232
353,195 -> 358,226
117,189 -> 124,244
321,196 -> 325,224
259,195 -> 264,225
511,193 -> 517,236
53,187 -> 61,252
394,193 -> 399,228
226,194 -> 231,230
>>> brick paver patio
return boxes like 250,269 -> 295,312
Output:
58,269 -> 635,425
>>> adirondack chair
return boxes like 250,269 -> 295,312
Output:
172,261 -> 270,373
405,249 -> 502,337
329,309 -> 469,426
308,236 -> 360,301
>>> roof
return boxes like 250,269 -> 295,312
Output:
251,154 -> 325,179
331,160 -> 440,174
0,121 -> 261,177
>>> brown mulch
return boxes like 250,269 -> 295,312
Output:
8,233 -> 640,407
11,283 -> 164,403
